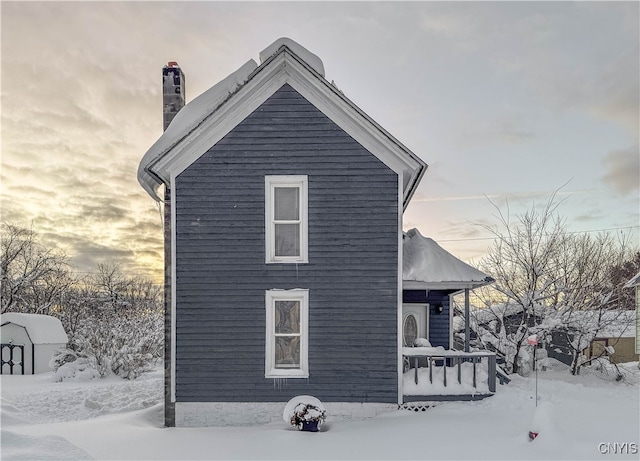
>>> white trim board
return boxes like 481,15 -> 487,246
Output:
170,177 -> 177,403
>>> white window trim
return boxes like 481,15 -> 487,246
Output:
265,175 -> 308,264
265,289 -> 309,378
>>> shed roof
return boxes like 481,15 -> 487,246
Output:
624,270 -> 640,288
0,313 -> 68,345
403,228 -> 493,290
138,37 -> 427,209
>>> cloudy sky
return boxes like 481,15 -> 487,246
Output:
2,1 -> 638,282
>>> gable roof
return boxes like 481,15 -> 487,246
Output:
403,228 -> 493,290
138,38 -> 427,209
1,313 -> 68,345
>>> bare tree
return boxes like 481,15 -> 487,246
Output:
1,223 -> 71,314
549,233 -> 634,374
607,250 -> 640,311
92,262 -> 132,312
474,195 -> 567,374
472,196 -> 635,375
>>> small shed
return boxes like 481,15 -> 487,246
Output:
580,309 -> 638,364
624,271 -> 640,356
0,313 -> 68,374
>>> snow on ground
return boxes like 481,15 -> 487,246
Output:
1,365 -> 639,460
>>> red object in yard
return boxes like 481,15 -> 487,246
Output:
529,431 -> 539,441
527,334 -> 538,346
167,61 -> 179,67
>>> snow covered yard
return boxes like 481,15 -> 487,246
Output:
1,366 -> 638,460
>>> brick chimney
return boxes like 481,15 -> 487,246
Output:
162,62 -> 185,131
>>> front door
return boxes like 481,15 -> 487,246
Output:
402,304 -> 429,347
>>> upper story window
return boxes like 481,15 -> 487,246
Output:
265,175 -> 308,263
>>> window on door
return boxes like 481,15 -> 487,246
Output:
403,314 -> 418,347
402,304 -> 429,347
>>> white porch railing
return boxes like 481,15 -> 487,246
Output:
402,348 -> 496,401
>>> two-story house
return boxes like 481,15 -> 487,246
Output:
138,38 -> 494,427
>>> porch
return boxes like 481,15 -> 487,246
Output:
402,348 -> 496,402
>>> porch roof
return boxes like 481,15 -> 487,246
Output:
403,228 -> 493,290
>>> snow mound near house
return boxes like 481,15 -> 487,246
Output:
403,228 -> 491,284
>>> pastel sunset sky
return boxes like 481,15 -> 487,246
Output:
2,1 -> 638,282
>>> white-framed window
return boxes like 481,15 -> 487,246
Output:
265,175 -> 308,263
265,289 -> 309,378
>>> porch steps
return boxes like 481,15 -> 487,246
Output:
496,366 -> 511,385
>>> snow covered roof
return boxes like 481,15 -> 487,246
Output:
464,305 -> 635,338
138,58 -> 258,199
624,271 -> 640,288
588,310 -> 636,338
1,313 -> 68,344
403,228 -> 493,289
468,303 -> 547,327
138,37 -> 427,208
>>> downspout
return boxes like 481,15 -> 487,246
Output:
397,174 -> 404,406
163,183 -> 175,427
161,61 -> 184,428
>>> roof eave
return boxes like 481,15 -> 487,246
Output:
138,42 -> 427,204
270,45 -> 427,206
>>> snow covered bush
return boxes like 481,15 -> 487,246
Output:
283,396 -> 327,431
51,263 -> 164,380
67,309 -> 163,379
289,403 -> 327,430
51,357 -> 100,382
110,321 -> 162,380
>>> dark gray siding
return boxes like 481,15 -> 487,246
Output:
426,291 -> 450,348
174,84 -> 399,403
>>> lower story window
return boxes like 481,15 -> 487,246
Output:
265,289 -> 309,378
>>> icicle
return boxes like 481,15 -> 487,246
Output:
273,378 -> 288,390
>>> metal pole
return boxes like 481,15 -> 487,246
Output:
534,347 -> 538,407
464,288 -> 470,353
